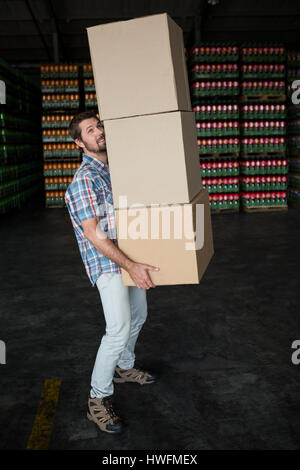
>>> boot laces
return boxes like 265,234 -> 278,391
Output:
133,366 -> 150,380
102,397 -> 118,420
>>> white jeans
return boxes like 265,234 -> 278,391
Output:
90,272 -> 148,398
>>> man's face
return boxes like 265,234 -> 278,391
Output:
76,118 -> 106,154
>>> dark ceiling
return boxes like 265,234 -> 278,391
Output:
1,0 -> 300,81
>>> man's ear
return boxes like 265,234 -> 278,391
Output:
75,138 -> 84,150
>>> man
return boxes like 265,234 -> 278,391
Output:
65,111 -> 159,435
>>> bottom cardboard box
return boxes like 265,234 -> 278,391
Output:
115,189 -> 214,286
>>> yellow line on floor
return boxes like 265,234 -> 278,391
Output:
26,379 -> 61,450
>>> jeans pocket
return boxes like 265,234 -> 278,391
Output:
97,272 -> 116,290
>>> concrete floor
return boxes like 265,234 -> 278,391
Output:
1,194 -> 300,450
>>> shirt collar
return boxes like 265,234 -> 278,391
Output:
83,153 -> 109,172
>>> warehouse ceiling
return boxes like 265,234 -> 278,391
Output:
0,0 -> 204,65
1,0 -> 300,80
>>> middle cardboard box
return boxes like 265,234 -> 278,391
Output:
104,110 -> 202,208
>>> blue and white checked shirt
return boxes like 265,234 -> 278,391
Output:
65,153 -> 121,286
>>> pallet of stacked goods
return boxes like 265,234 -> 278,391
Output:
0,57 -> 43,215
83,64 -> 98,111
239,43 -> 288,212
189,43 -> 240,212
41,64 -> 82,207
286,51 -> 300,209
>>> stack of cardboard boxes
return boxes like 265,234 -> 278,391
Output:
87,13 -> 214,286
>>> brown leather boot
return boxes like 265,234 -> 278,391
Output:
113,365 -> 157,385
87,395 -> 123,434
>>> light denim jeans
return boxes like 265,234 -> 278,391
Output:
90,272 -> 148,398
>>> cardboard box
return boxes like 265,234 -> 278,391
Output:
115,189 -> 214,286
105,111 -> 202,208
87,13 -> 191,120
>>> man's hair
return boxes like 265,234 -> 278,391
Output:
68,111 -> 101,141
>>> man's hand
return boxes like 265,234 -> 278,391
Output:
126,262 -> 160,290
82,217 -> 159,290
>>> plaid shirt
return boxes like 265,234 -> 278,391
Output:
65,153 -> 121,286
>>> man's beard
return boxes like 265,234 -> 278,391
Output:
82,138 -> 106,154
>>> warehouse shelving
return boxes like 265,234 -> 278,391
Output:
0,57 -> 43,215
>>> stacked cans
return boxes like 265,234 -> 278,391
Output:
44,161 -> 80,205
190,45 -> 239,100
241,44 -> 286,100
40,64 -> 81,207
83,64 -> 97,110
240,46 -> 285,63
87,13 -> 214,286
240,44 -> 288,211
287,51 -> 300,207
188,42 -> 240,211
190,45 -> 239,63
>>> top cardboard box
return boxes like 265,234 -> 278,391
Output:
87,13 -> 191,120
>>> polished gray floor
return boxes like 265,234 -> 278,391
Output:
1,195 -> 300,450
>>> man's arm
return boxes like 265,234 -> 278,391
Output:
82,217 -> 159,290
